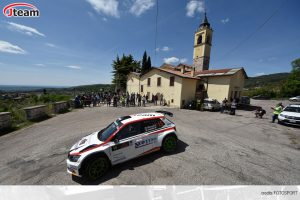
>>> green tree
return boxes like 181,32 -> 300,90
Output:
291,58 -> 300,72
141,51 -> 152,74
146,56 -> 152,70
280,58 -> 300,97
111,54 -> 140,92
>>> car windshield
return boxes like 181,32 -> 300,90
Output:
284,106 -> 300,113
204,100 -> 219,104
97,122 -> 118,142
204,100 -> 212,103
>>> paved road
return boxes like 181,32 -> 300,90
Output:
0,104 -> 299,185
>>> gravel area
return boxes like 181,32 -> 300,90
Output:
0,100 -> 299,185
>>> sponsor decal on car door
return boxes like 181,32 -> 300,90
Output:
110,122 -> 144,164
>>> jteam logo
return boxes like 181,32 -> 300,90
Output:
3,2 -> 40,17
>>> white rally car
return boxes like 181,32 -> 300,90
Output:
67,111 -> 178,180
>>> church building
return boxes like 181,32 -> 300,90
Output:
127,13 -> 248,108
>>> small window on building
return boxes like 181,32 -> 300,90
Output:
197,35 -> 202,44
171,99 -> 174,103
141,85 -> 143,93
147,78 -> 151,86
157,77 -> 161,86
170,76 -> 175,86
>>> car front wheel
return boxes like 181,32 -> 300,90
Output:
162,135 -> 177,153
83,156 -> 110,180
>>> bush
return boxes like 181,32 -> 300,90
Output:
243,86 -> 278,98
39,94 -> 71,103
279,71 -> 300,97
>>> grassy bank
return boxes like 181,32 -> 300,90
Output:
0,93 -> 72,131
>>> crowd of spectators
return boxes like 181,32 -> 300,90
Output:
73,92 -> 165,108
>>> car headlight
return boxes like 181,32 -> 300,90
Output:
68,154 -> 81,162
279,114 -> 286,118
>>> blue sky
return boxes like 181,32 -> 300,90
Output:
0,0 -> 299,86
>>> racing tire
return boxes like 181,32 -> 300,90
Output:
83,156 -> 110,180
162,135 -> 177,153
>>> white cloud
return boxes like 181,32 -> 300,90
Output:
258,57 -> 277,63
186,0 -> 205,17
180,58 -> 188,63
254,72 -> 265,77
162,46 -> 171,52
35,64 -> 46,67
130,0 -> 155,16
6,22 -> 45,37
164,57 -> 179,64
86,0 -> 120,18
156,46 -> 171,52
65,65 -> 81,70
45,43 -> 57,48
221,18 -> 230,24
102,17 -> 108,22
0,40 -> 26,54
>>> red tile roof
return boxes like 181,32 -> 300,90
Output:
194,68 -> 232,76
156,68 -> 199,79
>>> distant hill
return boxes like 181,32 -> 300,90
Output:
245,73 -> 290,88
70,84 -> 113,92
0,85 -> 64,92
0,84 -> 113,93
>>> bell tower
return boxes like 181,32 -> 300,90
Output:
193,12 -> 213,71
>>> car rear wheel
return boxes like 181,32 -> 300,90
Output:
83,156 -> 110,180
162,135 -> 177,153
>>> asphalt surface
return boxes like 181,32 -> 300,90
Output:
0,101 -> 299,185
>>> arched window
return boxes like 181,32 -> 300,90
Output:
197,35 -> 202,44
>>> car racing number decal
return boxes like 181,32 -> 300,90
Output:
111,141 -> 132,152
135,138 -> 157,149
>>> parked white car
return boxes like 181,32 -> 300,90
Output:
278,105 -> 300,126
289,96 -> 300,102
67,111 -> 178,180
203,98 -> 221,111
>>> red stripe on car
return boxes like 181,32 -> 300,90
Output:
70,116 -> 174,156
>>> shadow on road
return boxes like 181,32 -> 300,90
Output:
72,139 -> 189,185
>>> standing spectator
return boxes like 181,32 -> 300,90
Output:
107,96 -> 111,107
220,99 -> 225,113
92,95 -> 97,107
271,103 -> 283,123
126,94 -> 130,107
154,94 -> 158,106
160,94 -> 164,105
142,95 -> 146,107
138,94 -> 141,106
230,99 -> 237,115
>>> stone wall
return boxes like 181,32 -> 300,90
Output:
53,101 -> 69,114
23,105 -> 47,121
0,112 -> 12,130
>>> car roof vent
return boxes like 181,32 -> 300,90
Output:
117,116 -> 131,121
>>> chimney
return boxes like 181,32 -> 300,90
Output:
191,67 -> 195,77
180,65 -> 186,74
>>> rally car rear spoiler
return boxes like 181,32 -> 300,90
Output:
155,110 -> 173,117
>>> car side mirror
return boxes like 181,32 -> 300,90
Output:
114,139 -> 119,144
